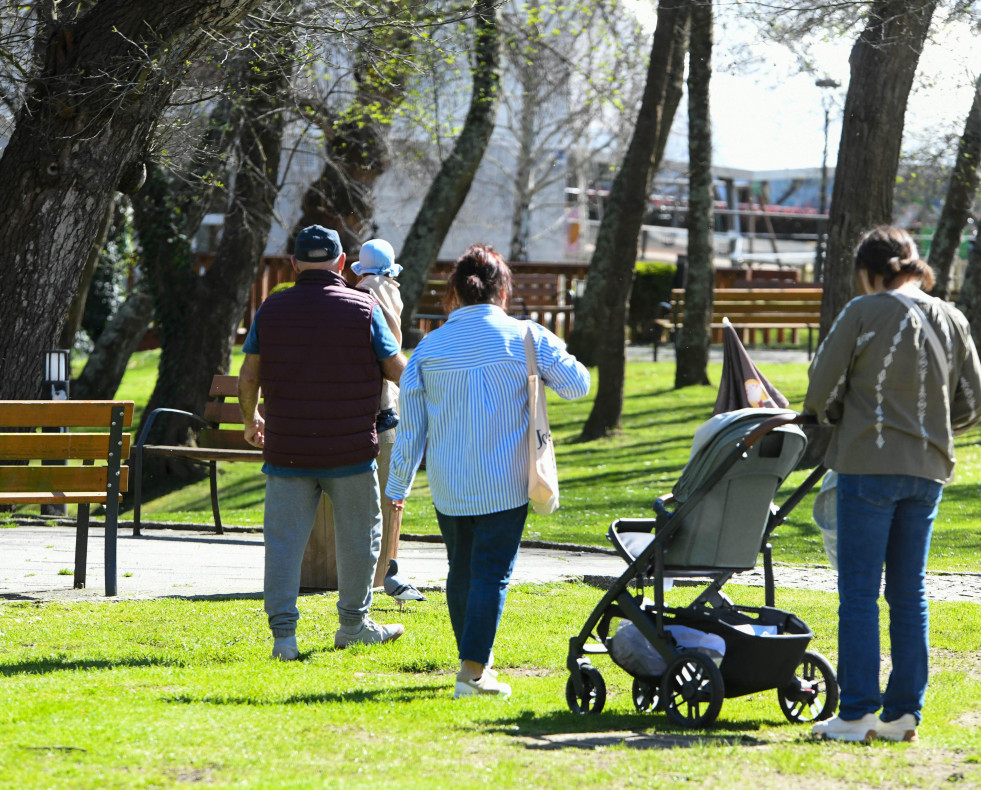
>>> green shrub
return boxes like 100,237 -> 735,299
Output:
628,260 -> 676,343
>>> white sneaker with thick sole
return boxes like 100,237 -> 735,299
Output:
454,673 -> 512,700
334,618 -> 405,649
812,713 -> 879,742
272,635 -> 299,661
877,714 -> 918,742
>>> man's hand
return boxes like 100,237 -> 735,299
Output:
238,353 -> 264,447
390,498 -> 405,512
244,416 -> 265,448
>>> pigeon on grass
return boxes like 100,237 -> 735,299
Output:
383,558 -> 426,611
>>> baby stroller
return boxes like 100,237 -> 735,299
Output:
565,408 -> 837,728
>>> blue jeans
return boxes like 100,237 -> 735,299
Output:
435,505 -> 528,665
836,473 -> 943,723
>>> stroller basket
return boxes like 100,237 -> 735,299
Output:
664,605 -> 812,697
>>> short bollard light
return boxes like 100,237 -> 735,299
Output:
43,349 -> 70,401
42,349 -> 70,516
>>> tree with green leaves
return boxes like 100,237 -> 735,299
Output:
564,0 -> 688,439
132,8 -> 296,489
0,0 -> 266,401
493,0 -> 649,262
288,0 -> 420,254
398,0 -> 503,338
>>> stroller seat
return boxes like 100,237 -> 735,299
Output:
609,408 -> 806,574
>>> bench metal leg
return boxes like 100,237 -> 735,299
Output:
74,504 -> 90,590
103,404 -> 126,597
209,460 -> 223,535
131,445 -> 143,537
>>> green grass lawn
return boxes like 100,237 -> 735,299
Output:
5,349 -> 981,788
115,349 -> 981,573
2,582 -> 980,789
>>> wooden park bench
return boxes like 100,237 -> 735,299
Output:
654,286 -> 823,361
414,267 -> 578,340
0,400 -> 133,596
131,375 -> 261,536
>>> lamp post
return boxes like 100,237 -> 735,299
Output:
814,78 -> 840,283
42,350 -> 71,516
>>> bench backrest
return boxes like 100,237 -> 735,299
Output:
199,375 -> 263,452
0,401 -> 134,503
671,287 -> 823,323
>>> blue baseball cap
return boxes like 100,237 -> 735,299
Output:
294,225 -> 342,262
352,239 -> 402,277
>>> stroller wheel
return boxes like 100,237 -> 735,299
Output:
565,665 -> 606,715
632,677 -> 660,712
660,652 -> 724,728
778,650 -> 838,723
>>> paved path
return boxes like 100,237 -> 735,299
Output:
2,523 -> 978,603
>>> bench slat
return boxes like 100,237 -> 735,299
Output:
0,401 -> 134,428
0,492 -> 124,504
209,375 -> 240,397
140,445 -> 261,462
0,432 -> 130,461
0,465 -> 129,492
203,401 -> 250,424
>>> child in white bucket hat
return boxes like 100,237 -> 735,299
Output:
354,239 -> 402,435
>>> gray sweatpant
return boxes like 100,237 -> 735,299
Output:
263,471 -> 382,636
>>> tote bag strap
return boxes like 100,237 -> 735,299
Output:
523,323 -> 540,377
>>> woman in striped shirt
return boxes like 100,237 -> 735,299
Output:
386,244 -> 591,700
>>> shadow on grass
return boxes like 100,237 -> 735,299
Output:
483,710 -> 770,750
0,656 -> 178,677
162,685 -> 444,706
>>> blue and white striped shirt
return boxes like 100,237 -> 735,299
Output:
385,304 -> 590,515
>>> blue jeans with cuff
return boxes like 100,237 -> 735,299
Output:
835,473 -> 943,724
435,504 -> 528,666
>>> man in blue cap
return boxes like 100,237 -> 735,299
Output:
238,225 -> 407,659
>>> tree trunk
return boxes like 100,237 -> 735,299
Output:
567,0 -> 688,367
574,0 -> 689,440
397,0 -> 502,339
674,0 -> 713,389
0,0 -> 264,400
72,291 -> 153,400
928,74 -> 981,299
508,69 -> 538,262
57,202 -> 114,350
957,231 -> 981,348
289,2 -> 413,256
135,20 -> 293,492
821,0 -> 938,338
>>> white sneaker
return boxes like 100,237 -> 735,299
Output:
272,635 -> 299,661
877,713 -> 918,742
334,618 -> 405,649
812,713 -> 879,742
454,673 -> 512,700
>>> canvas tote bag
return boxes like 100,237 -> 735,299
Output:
524,324 -> 560,515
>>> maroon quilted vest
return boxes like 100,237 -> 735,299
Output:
255,269 -> 382,468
